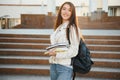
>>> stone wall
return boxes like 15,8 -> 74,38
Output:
17,13 -> 120,30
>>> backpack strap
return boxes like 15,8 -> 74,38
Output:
67,27 -> 71,44
73,71 -> 76,80
67,27 -> 76,80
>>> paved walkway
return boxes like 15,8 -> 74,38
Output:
0,75 -> 117,80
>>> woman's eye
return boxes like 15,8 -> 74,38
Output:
62,8 -> 66,10
69,9 -> 72,12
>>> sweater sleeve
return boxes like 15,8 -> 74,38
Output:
56,26 -> 80,59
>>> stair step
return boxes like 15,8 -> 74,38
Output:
0,49 -> 120,59
0,49 -> 46,56
0,49 -> 45,52
0,38 -> 119,45
0,68 -> 49,75
0,32 -> 119,80
91,51 -> 120,59
91,67 -> 120,73
0,34 -> 120,40
86,39 -> 120,45
0,33 -> 120,40
0,38 -> 50,43
0,43 -> 49,49
0,43 -> 119,51
0,59 -> 119,68
0,56 -> 49,59
0,34 -> 50,38
0,56 -> 120,68
1,75 -> 117,80
0,65 -> 119,79
0,75 -> 50,80
77,67 -> 120,79
0,65 -> 120,73
92,58 -> 120,68
0,56 -> 49,65
0,59 -> 49,65
0,38 -> 120,45
92,58 -> 120,63
84,36 -> 120,40
0,64 -> 49,69
88,45 -> 120,51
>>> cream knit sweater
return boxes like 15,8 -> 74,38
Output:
49,22 -> 80,67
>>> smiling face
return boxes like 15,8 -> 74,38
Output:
54,2 -> 76,30
61,4 -> 72,23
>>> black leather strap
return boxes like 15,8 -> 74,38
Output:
67,27 -> 76,80
67,27 -> 71,44
72,71 -> 76,80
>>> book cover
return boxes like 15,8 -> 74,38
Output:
46,43 -> 69,50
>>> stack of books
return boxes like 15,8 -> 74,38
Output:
44,43 -> 69,54
46,43 -> 69,50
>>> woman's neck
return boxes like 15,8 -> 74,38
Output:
62,20 -> 69,24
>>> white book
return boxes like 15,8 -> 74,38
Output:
46,43 -> 69,51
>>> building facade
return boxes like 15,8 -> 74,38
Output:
0,0 -> 120,18
0,0 -> 120,29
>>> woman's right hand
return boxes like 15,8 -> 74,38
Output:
45,49 -> 56,56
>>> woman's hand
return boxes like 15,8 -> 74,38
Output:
46,49 -> 56,56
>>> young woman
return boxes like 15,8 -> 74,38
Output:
46,2 -> 82,80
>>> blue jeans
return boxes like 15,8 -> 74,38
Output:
50,64 -> 73,80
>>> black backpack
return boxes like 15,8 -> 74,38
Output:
67,28 -> 94,80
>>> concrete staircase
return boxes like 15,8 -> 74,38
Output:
0,30 -> 120,80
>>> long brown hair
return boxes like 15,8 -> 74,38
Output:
54,2 -> 79,39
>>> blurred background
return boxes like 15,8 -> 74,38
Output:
0,1 -> 120,80
0,0 -> 120,29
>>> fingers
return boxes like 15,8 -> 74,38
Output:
49,50 -> 56,56
44,49 -> 56,56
